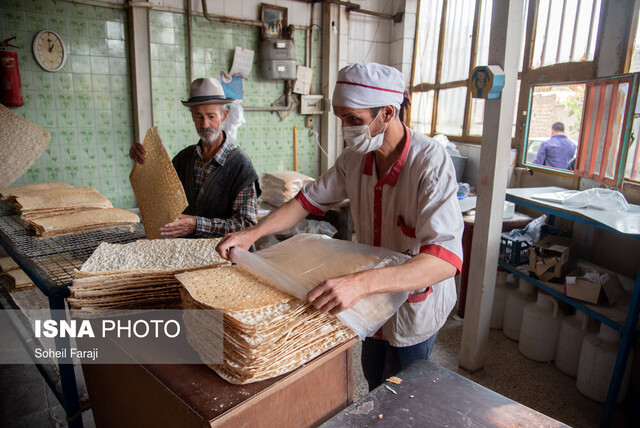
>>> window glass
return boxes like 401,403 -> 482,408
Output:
441,0 -> 476,83
413,0 -> 444,85
436,87 -> 467,136
629,9 -> 640,72
531,0 -> 601,69
410,91 -> 435,135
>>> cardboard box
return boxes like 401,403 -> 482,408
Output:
565,267 -> 625,305
528,235 -> 578,282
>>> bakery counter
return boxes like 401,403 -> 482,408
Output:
82,337 -> 358,428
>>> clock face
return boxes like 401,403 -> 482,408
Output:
33,30 -> 67,72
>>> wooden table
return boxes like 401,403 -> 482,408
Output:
82,337 -> 357,427
322,359 -> 568,427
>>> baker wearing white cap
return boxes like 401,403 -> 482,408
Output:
129,77 -> 260,238
217,63 -> 463,390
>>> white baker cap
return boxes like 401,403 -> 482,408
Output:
332,63 -> 405,110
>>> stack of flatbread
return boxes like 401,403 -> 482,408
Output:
177,264 -> 356,385
69,238 -> 228,310
0,256 -> 34,291
260,171 -> 314,207
0,183 -> 139,237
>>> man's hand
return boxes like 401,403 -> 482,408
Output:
129,141 -> 146,164
307,273 -> 369,315
159,214 -> 196,238
216,229 -> 257,261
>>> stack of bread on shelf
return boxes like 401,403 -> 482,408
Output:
0,182 -> 139,237
0,256 -> 33,291
259,171 -> 314,207
69,238 -> 227,310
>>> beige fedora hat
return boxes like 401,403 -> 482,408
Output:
181,77 -> 237,107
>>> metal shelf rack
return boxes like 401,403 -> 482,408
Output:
500,187 -> 640,428
0,204 -> 145,428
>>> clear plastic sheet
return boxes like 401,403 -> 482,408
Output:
563,188 -> 630,211
291,219 -> 337,237
231,234 -> 410,339
502,214 -> 547,245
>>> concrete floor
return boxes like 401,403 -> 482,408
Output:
1,315 -> 635,427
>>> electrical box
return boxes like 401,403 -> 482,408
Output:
300,95 -> 324,114
261,39 -> 296,80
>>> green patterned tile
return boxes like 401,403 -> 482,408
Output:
109,57 -> 127,75
96,127 -> 113,143
90,38 -> 108,56
47,16 -> 68,36
53,73 -> 73,91
69,38 -> 91,56
26,12 -> 47,32
87,20 -> 105,38
71,55 -> 92,74
107,39 -> 125,57
68,18 -> 88,36
106,21 -> 125,40
58,128 -> 77,146
74,92 -> 93,110
93,93 -> 112,110
91,72 -> 110,91
56,110 -> 75,127
37,110 -> 56,128
3,11 -> 26,31
95,110 -> 113,128
110,75 -> 129,93
76,110 -> 95,127
78,128 -> 95,145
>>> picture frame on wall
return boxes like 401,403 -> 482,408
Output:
261,3 -> 287,39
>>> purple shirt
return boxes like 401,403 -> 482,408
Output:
533,134 -> 577,169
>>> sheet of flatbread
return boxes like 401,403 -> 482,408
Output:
0,182 -> 73,201
27,208 -> 139,237
4,269 -> 34,290
129,127 -> 187,239
13,187 -> 112,216
78,238 -> 225,273
0,104 -> 51,188
0,257 -> 19,272
176,265 -> 294,312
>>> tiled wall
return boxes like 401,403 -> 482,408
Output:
1,1 -> 320,209
1,0 -> 135,208
149,10 -> 321,178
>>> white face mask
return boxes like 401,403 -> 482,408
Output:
342,111 -> 388,154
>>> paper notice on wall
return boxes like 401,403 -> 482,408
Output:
293,66 -> 313,95
229,47 -> 254,78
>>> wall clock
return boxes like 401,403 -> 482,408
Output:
32,30 -> 67,72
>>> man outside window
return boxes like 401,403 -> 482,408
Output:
532,122 -> 577,169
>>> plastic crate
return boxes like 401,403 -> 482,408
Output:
499,234 -> 529,266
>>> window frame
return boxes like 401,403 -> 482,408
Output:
408,0 -> 485,144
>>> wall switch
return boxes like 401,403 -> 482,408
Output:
305,116 -> 314,127
300,95 -> 324,114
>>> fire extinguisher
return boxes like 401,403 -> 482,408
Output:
0,37 -> 24,107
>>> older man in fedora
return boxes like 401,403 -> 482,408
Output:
130,77 -> 260,238
217,63 -> 463,390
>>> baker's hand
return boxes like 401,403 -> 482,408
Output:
307,274 -> 368,315
129,141 -> 146,164
216,230 -> 257,261
159,214 -> 196,238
